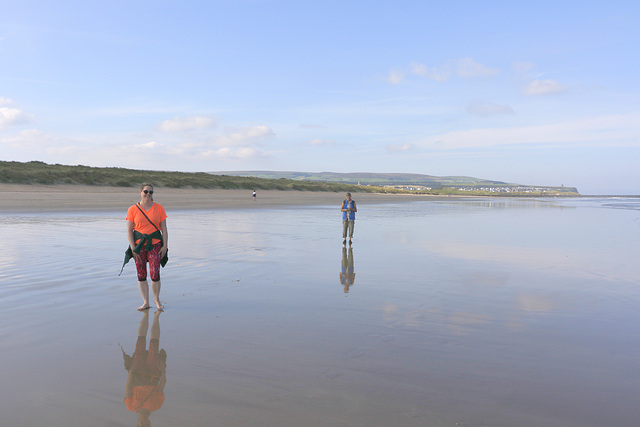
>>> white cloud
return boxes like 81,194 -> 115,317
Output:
215,125 -> 274,146
300,123 -> 328,129
137,141 -> 158,149
0,121 -> 275,168
161,124 -> 274,161
419,113 -> 640,150
0,106 -> 33,129
512,61 -> 535,75
405,58 -> 497,83
158,115 -> 216,132
207,147 -> 264,159
522,79 -> 566,96
410,62 -> 451,82
308,139 -> 335,146
387,142 -> 415,152
0,97 -> 15,105
0,129 -> 50,148
0,129 -> 91,164
386,69 -> 405,84
455,57 -> 500,78
467,100 -> 515,116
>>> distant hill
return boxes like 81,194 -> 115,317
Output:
213,171 -> 579,194
213,171 -> 507,186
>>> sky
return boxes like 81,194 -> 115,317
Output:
1,0 -> 639,194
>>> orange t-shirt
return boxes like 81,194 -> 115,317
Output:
125,385 -> 165,412
126,203 -> 167,245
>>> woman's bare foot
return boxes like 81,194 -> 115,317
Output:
154,299 -> 164,310
138,304 -> 150,311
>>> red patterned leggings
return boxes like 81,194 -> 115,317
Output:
135,242 -> 162,282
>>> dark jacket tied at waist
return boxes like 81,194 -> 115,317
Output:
119,230 -> 168,276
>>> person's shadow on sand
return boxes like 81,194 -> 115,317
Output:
339,245 -> 356,293
121,310 -> 167,427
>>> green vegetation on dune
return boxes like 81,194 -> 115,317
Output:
0,161 -> 373,193
0,161 -> 581,196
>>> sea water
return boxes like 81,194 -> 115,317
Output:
0,197 -> 639,426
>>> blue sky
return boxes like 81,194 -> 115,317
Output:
1,0 -> 638,194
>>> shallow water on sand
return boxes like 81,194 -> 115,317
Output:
1,198 -> 639,426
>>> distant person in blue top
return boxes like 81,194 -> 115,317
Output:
341,192 -> 357,245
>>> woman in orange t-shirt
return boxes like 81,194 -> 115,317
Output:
126,184 -> 168,311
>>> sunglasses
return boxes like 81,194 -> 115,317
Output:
143,190 -> 154,194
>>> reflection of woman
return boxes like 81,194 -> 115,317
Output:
339,246 -> 356,293
123,310 -> 167,427
126,184 -> 168,311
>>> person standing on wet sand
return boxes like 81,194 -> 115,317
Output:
126,184 -> 168,311
341,192 -> 357,245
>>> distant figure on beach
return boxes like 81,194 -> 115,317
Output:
339,245 -> 356,293
122,310 -> 167,427
252,190 -> 256,200
341,192 -> 357,244
125,183 -> 168,311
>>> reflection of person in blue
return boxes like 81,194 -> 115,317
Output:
122,310 -> 167,427
339,245 -> 356,293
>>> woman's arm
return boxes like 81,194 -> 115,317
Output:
160,220 -> 168,257
127,220 -> 140,260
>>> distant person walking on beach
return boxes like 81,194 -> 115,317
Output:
125,184 -> 168,311
341,192 -> 357,245
253,190 -> 256,200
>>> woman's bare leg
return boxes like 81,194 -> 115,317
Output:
138,280 -> 150,311
151,280 -> 164,309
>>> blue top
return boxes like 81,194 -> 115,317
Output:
342,200 -> 356,220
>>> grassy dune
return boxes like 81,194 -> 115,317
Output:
0,161 -> 385,193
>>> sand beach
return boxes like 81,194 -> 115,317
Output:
0,183 -> 434,213
1,184 -> 639,426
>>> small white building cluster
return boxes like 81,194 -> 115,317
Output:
386,185 -> 432,191
454,186 -> 557,193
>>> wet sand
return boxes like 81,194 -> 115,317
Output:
0,183 -> 439,212
1,192 -> 639,426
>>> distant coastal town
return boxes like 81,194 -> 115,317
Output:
385,185 -> 574,194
